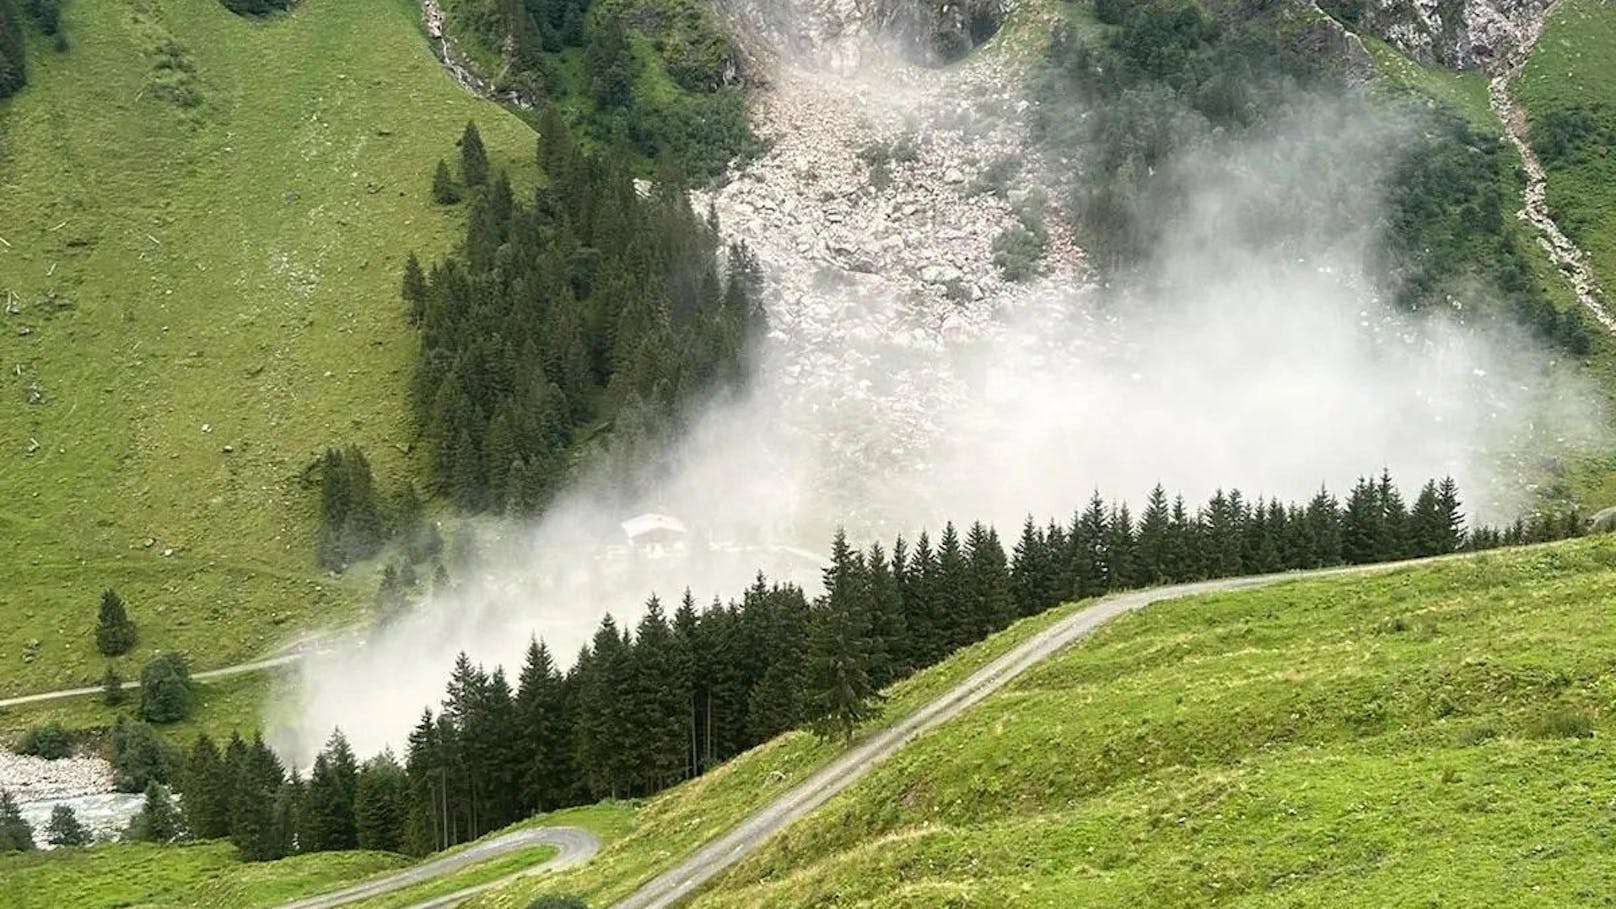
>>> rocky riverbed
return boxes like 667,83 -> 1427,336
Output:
1,751 -> 143,845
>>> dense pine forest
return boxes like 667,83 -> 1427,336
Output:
44,473 -> 1576,860
1037,0 -> 1589,352
407,118 -> 764,515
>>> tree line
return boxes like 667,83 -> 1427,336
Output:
131,473 -> 1580,860
407,119 -> 764,516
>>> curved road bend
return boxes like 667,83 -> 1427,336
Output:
277,826 -> 600,909
608,557 -> 1444,909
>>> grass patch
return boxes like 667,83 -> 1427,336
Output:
0,842 -> 409,909
682,537 -> 1616,908
0,0 -> 535,697
0,670 -> 277,746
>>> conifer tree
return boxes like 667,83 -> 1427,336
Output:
180,734 -> 231,840
139,652 -> 193,723
402,252 -> 429,326
964,523 -> 1014,638
0,791 -> 35,853
804,531 -> 881,741
515,638 -> 573,811
111,716 -> 171,792
460,121 -> 489,188
355,752 -> 410,853
1136,485 -> 1171,584
0,0 -> 27,100
45,804 -> 89,847
306,730 -> 360,852
96,588 -> 137,657
127,782 -> 181,843
432,159 -> 460,205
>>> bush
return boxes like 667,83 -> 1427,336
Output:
140,653 -> 193,723
16,722 -> 72,760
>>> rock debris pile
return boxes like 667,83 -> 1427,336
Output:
687,14 -> 1099,524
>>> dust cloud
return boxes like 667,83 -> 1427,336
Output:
271,63 -> 1601,764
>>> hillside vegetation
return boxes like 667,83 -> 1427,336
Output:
673,538 -> 1616,908
0,0 -> 533,696
1518,0 -> 1616,303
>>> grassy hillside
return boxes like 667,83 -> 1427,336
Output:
463,594 -> 1107,908
0,803 -> 629,909
1518,0 -> 1616,300
668,538 -> 1616,908
0,0 -> 534,697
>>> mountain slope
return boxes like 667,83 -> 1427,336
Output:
679,538 -> 1616,908
0,0 -> 533,695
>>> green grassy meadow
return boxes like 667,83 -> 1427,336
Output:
676,539 -> 1616,908
0,0 -> 534,698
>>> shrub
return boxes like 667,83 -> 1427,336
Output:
140,652 -> 193,723
16,722 -> 72,760
1525,705 -> 1595,740
0,791 -> 34,853
527,896 -> 588,909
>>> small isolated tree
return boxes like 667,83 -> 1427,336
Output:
45,804 -> 90,847
17,721 -> 71,760
125,782 -> 181,843
460,121 -> 488,187
102,664 -> 126,706
0,791 -> 34,853
96,588 -> 137,657
139,653 -> 193,724
432,159 -> 460,205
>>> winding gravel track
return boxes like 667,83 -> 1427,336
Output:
276,826 -> 600,909
0,651 -> 316,708
607,558 -> 1440,909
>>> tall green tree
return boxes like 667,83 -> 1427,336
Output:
460,121 -> 489,187
356,752 -> 410,853
96,588 -> 137,656
0,791 -> 34,853
804,529 -> 881,741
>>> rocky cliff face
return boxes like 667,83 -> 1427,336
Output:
1359,0 -> 1553,71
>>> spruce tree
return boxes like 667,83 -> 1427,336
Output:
180,734 -> 231,840
45,804 -> 89,847
804,534 -> 880,741
127,782 -> 181,843
355,752 -> 410,853
96,588 -> 137,657
1136,485 -> 1171,584
306,730 -> 360,851
460,122 -> 489,187
0,791 -> 35,853
0,0 -> 27,100
402,252 -> 429,326
432,159 -> 460,204
515,639 -> 573,811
